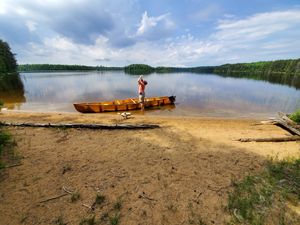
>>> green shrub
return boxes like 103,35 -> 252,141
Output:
95,194 -> 105,205
289,109 -> 300,123
0,100 -> 3,110
70,192 -> 80,202
0,129 -> 11,153
0,128 -> 11,169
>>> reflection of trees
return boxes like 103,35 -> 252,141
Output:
212,59 -> 300,89
215,72 -> 300,90
0,73 -> 26,109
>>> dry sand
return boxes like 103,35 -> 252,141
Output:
0,111 -> 299,225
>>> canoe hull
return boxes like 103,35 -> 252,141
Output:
74,96 -> 176,113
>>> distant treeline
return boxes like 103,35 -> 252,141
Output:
214,59 -> 300,76
213,59 -> 300,89
124,64 -> 215,74
18,64 -> 123,72
124,64 -> 155,74
126,59 -> 300,77
19,59 -> 300,77
0,40 -> 17,74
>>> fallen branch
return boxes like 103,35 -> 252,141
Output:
82,203 -> 94,210
0,121 -> 160,130
138,192 -> 156,201
39,193 -> 68,203
274,113 -> 300,136
62,186 -> 74,195
278,112 -> 300,127
273,120 -> 300,136
5,163 -> 22,168
238,136 -> 300,142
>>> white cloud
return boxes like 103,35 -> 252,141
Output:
2,1 -> 299,67
0,1 -> 10,14
25,20 -> 37,32
136,11 -> 175,40
215,10 -> 300,42
137,11 -> 170,35
18,33 -> 222,67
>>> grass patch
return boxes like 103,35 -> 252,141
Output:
187,202 -> 207,225
100,212 -> 109,222
109,213 -> 120,225
54,216 -> 67,225
109,198 -> 122,225
62,165 -> 72,174
113,198 -> 122,211
79,215 -> 96,225
288,109 -> 300,123
80,197 -> 123,225
95,193 -> 105,205
70,192 -> 80,202
166,203 -> 177,213
0,100 -> 3,111
227,157 -> 300,224
0,126 -> 12,169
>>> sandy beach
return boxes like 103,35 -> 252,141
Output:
0,111 -> 299,225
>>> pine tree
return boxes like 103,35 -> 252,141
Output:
0,40 -> 17,74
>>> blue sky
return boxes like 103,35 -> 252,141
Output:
0,0 -> 299,66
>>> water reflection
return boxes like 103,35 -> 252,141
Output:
217,72 -> 300,90
4,71 -> 300,117
0,73 -> 26,109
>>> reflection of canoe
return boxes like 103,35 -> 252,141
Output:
74,96 -> 176,113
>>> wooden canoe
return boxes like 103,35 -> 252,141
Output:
74,96 -> 176,113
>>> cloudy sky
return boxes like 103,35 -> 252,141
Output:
1,0 -> 300,66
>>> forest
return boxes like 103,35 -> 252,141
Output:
0,40 -> 25,104
122,59 -> 300,77
124,64 -> 155,74
214,59 -> 300,75
18,59 -> 300,78
213,59 -> 300,89
0,40 -> 17,74
18,64 -> 123,72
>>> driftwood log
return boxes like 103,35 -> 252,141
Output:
238,136 -> 300,142
0,121 -> 159,130
239,112 -> 300,142
270,112 -> 300,136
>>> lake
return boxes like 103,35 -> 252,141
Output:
2,71 -> 300,118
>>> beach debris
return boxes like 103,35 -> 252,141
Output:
81,203 -> 95,210
239,112 -> 300,142
38,186 -> 75,204
238,136 -> 300,142
4,163 -> 23,168
117,112 -> 132,119
0,121 -> 159,129
62,186 -> 75,195
38,193 -> 68,203
138,192 -> 156,201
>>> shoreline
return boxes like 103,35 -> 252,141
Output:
0,110 -> 298,159
1,108 -> 275,120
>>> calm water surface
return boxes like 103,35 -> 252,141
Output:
3,71 -> 300,118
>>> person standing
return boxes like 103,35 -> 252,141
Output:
138,75 -> 148,111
